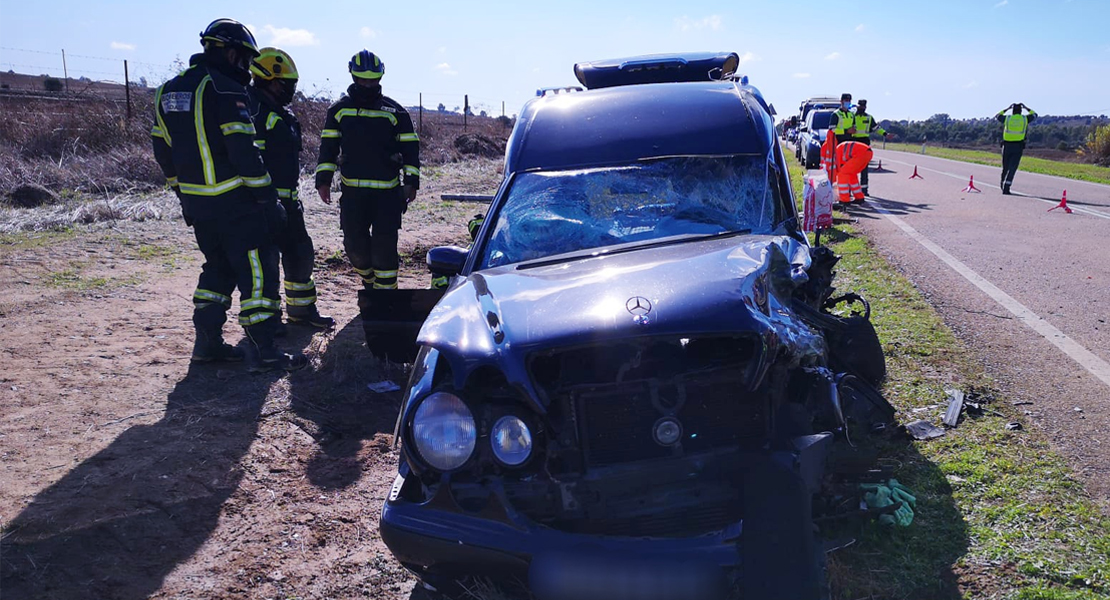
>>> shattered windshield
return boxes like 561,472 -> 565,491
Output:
479,156 -> 781,268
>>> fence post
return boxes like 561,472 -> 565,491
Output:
502,100 -> 505,118
464,94 -> 468,131
61,49 -> 69,93
124,60 -> 132,123
419,92 -> 423,136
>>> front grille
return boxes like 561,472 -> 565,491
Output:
577,370 -> 764,466
530,335 -> 768,468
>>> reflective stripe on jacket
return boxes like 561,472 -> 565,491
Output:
314,84 -> 420,192
248,87 -> 303,202
150,53 -> 275,220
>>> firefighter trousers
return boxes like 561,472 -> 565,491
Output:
277,197 -> 320,316
339,187 -> 406,289
191,210 -> 282,341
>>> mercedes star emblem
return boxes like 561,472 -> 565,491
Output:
626,296 -> 652,325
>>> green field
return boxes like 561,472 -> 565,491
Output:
787,162 -> 1110,599
879,142 -> 1110,185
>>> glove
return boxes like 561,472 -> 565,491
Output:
861,479 -> 916,527
262,200 -> 287,238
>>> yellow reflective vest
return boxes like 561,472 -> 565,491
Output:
1002,114 -> 1029,142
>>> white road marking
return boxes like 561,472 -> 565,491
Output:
879,156 -> 1110,220
870,201 -> 1110,390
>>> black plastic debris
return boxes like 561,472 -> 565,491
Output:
905,419 -> 946,440
1005,422 -> 1023,431
942,389 -> 965,428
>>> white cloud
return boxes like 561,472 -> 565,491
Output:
793,73 -> 811,78
438,46 -> 447,54
359,27 -> 376,40
435,62 -> 458,76
855,24 -> 865,32
675,15 -> 723,32
110,41 -> 135,51
262,25 -> 320,47
964,80 -> 978,89
737,51 -> 759,64
825,52 -> 841,60
994,0 -> 1008,6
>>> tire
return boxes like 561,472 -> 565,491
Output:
827,315 -> 886,386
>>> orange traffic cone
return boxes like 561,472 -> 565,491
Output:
1047,190 -> 1073,214
962,175 -> 981,193
909,166 -> 923,179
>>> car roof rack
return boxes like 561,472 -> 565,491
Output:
536,86 -> 583,97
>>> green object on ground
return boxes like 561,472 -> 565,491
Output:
861,478 -> 916,527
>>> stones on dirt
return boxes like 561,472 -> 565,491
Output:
6,184 -> 59,208
453,133 -> 504,158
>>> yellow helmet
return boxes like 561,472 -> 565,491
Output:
250,47 -> 299,81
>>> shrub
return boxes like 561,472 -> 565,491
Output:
1084,123 -> 1110,166
43,77 -> 63,92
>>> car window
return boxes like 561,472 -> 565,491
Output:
810,111 -> 833,130
478,155 -> 779,269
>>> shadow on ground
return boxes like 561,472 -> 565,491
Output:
0,355 -> 281,600
286,317 -> 408,491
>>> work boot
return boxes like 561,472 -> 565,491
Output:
1002,186 -> 1011,195
190,329 -> 245,363
245,320 -> 308,373
288,306 -> 336,329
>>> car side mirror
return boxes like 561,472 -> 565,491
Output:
427,246 -> 469,276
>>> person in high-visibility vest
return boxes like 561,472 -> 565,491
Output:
829,93 -> 857,145
851,99 -> 889,196
995,102 -> 1037,195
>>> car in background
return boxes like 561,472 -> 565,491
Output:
379,52 -> 890,600
798,109 -> 836,169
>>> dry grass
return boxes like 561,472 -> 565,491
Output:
2,90 -> 512,232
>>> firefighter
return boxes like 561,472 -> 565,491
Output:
247,48 -> 335,330
315,50 -> 420,292
151,19 -> 306,372
996,102 -> 1037,195
830,93 -> 857,145
851,99 -> 889,196
430,213 -> 485,289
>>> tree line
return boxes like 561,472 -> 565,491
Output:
877,113 -> 1109,151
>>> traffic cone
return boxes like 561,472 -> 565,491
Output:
1047,190 -> 1073,214
909,165 -> 923,179
875,159 -> 885,171
962,175 -> 981,193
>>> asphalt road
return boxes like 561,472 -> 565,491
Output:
825,148 -> 1110,500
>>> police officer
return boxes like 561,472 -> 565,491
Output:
996,102 -> 1037,195
315,50 -> 420,291
248,48 -> 335,330
851,99 -> 889,196
151,19 -> 306,372
830,93 -> 857,145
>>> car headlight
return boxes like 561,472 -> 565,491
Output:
491,416 -> 533,466
412,392 -> 476,471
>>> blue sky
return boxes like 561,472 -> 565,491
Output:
2,0 -> 1108,120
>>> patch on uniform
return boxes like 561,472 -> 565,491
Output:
161,92 -> 192,112
381,106 -> 396,113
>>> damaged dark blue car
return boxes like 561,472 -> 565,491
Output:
378,53 -> 892,600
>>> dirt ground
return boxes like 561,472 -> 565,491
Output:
0,159 -> 502,600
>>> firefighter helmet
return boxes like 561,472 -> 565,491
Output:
200,19 -> 260,57
251,47 -> 299,81
349,50 -> 385,80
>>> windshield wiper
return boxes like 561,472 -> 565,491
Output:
516,228 -> 753,270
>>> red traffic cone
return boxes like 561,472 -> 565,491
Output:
909,165 -> 923,179
1048,190 -> 1073,214
962,175 -> 981,193
875,159 -> 884,171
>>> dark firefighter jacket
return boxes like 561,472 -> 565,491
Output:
247,87 -> 302,201
314,84 -> 420,192
151,54 -> 276,221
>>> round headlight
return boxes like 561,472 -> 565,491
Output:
491,416 -> 533,466
412,392 -> 476,471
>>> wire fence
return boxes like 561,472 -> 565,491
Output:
0,46 -> 517,119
